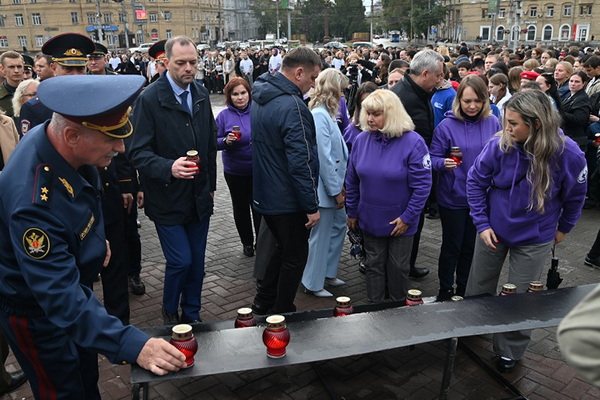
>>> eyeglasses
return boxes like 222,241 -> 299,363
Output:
23,92 -> 36,98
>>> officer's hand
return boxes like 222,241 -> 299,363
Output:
137,338 -> 187,376
172,157 -> 199,180
122,193 -> 134,214
104,240 -> 111,267
137,191 -> 145,209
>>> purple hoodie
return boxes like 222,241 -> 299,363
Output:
467,135 -> 587,247
342,123 -> 362,153
430,111 -> 501,209
215,103 -> 253,176
345,130 -> 432,237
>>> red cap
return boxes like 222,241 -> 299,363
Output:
520,71 -> 540,80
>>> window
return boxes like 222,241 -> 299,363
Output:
164,11 -> 172,21
30,0 -> 36,3
15,14 -> 24,26
87,13 -> 97,24
481,9 -> 487,18
543,25 -> 553,41
480,26 -> 490,41
148,0 -> 155,3
496,26 -> 505,41
166,29 -> 172,38
529,7 -> 537,17
12,0 -> 21,4
18,35 -> 27,47
71,12 -> 79,24
527,26 -> 536,41
35,35 -> 43,47
0,37 -> 8,48
69,0 -> 76,3
546,6 -> 554,17
499,8 -> 506,18
32,13 -> 41,25
0,16 -> 4,27
149,12 -> 158,22
119,13 -> 126,23
560,24 -> 570,40
580,4 -> 592,15
563,4 -> 572,17
103,13 -> 112,24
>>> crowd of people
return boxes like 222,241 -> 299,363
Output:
1,34 -> 600,397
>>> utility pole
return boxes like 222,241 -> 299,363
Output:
276,0 -> 280,40
95,0 -> 104,45
370,0 -> 373,41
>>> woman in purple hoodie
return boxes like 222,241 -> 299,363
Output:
216,77 -> 260,257
466,89 -> 587,373
430,75 -> 502,301
345,90 -> 432,304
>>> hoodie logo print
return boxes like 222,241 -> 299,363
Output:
578,166 -> 588,184
422,154 -> 432,170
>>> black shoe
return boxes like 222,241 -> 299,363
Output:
181,314 -> 203,324
426,211 -> 440,220
436,289 -> 454,302
128,275 -> 146,295
162,307 -> 179,325
585,256 -> 600,268
358,258 -> 366,274
455,286 -> 466,297
251,303 -> 271,315
0,370 -> 27,395
409,266 -> 430,278
583,198 -> 598,210
243,245 -> 255,257
496,356 -> 517,373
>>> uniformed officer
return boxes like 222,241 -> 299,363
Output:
18,33 -> 94,136
22,55 -> 35,80
148,39 -> 167,84
0,75 -> 186,400
87,42 -> 116,75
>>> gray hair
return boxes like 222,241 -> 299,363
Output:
11,79 -> 38,118
409,49 -> 444,76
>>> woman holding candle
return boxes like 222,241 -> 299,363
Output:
345,89 -> 432,304
302,68 -> 350,297
216,77 -> 260,257
430,75 -> 502,301
466,90 -> 587,373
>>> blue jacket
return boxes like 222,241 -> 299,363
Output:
251,72 -> 319,215
346,130 -> 432,237
430,111 -> 501,209
312,104 -> 348,208
0,125 -> 149,365
431,81 -> 456,128
467,135 -> 587,247
215,103 -> 253,176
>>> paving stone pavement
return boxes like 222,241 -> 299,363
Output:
5,94 -> 600,399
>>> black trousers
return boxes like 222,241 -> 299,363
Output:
588,228 -> 600,259
124,204 -> 142,277
253,212 -> 310,313
100,219 -> 130,325
410,211 -> 426,268
224,172 -> 261,247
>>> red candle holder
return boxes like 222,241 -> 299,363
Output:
169,324 -> 198,368
186,150 -> 201,171
232,126 -> 242,140
450,146 -> 463,166
405,289 -> 424,306
527,281 -> 544,292
234,307 -> 257,328
500,283 -> 517,296
333,296 -> 354,317
262,315 -> 290,358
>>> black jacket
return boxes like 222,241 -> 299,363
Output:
391,72 -> 435,145
127,74 -> 217,225
561,89 -> 591,146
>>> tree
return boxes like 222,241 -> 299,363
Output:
330,0 -> 367,41
250,0 -> 280,39
298,0 -> 327,42
382,0 -> 446,40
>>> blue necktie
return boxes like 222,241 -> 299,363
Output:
180,90 -> 191,115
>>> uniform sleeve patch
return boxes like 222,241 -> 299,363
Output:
422,153 -> 432,170
20,120 -> 30,135
22,228 -> 50,259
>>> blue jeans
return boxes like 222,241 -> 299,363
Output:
155,216 -> 210,320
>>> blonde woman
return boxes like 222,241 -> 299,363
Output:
345,90 -> 432,303
302,69 -> 350,297
466,90 -> 587,373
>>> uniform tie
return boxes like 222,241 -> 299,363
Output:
180,90 -> 191,115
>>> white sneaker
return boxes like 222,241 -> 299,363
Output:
312,289 -> 333,297
325,278 -> 345,287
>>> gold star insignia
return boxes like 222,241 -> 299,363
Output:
41,187 -> 49,194
40,194 -> 48,201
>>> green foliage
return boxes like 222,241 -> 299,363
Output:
330,0 -> 368,41
382,0 -> 447,39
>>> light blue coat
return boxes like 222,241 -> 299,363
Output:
312,104 -> 348,208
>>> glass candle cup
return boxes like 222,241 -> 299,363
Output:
333,296 -> 354,317
262,315 -> 290,358
169,324 -> 198,368
234,307 -> 257,328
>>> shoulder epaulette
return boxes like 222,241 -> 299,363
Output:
32,163 -> 53,207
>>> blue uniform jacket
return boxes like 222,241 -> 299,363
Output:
0,124 -> 149,364
251,72 -> 319,215
17,97 -> 53,137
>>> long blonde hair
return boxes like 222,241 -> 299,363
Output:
309,68 -> 349,117
499,90 -> 565,213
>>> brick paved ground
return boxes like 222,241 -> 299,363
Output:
5,94 -> 600,399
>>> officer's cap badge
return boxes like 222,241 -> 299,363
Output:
64,48 -> 83,57
22,228 -> 50,259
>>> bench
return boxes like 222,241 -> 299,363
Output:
131,283 -> 596,399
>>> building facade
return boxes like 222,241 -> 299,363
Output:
0,0 -> 259,52
440,0 -> 598,46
